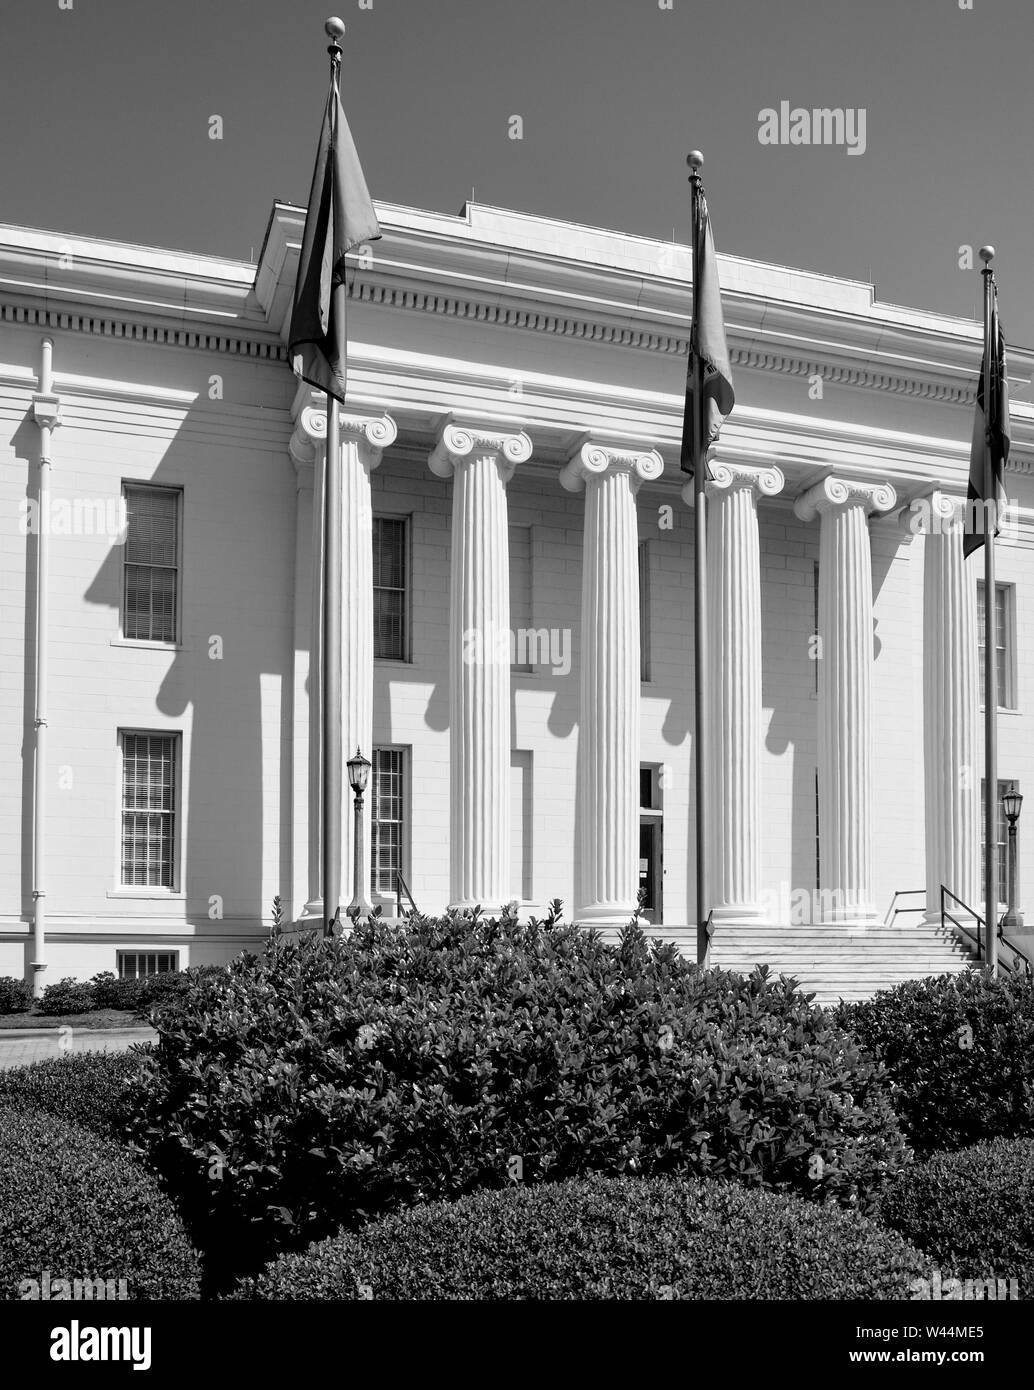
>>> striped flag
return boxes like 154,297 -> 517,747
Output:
288,64 -> 380,403
680,191 -> 735,477
963,286 -> 1010,558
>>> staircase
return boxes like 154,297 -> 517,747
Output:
637,920 -> 977,1006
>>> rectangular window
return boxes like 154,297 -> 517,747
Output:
509,525 -> 533,671
639,541 -> 651,682
370,747 -> 405,896
511,750 -> 533,900
117,951 -> 179,980
813,560 -> 820,694
122,484 -> 180,642
977,581 -> 1014,709
373,517 -> 408,661
120,732 -> 177,888
980,778 -> 1018,901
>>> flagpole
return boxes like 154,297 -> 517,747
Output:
322,18 -> 346,937
688,150 -> 709,966
980,244 -> 998,977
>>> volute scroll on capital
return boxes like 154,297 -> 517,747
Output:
559,439 -> 664,494
793,474 -> 897,523
428,419 -> 534,481
705,460 -> 785,498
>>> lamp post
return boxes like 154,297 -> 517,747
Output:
346,747 -> 373,919
1002,785 -> 1024,932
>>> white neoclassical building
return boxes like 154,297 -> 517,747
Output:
1,200 -> 1032,1001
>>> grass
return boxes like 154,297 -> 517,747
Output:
0,1009 -> 145,1031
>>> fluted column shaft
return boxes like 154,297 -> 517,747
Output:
290,406 -> 397,917
796,476 -> 895,924
430,421 -> 532,910
919,492 -> 980,918
704,462 -> 784,919
562,440 -> 663,925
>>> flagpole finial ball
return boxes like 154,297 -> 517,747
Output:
325,17 -> 346,40
979,245 -> 995,264
687,151 -> 704,171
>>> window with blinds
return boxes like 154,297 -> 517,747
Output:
510,525 -> 533,671
120,732 -> 177,888
977,581 -> 1014,709
122,484 -> 180,642
980,778 -> 1018,901
373,517 -> 408,660
639,541 -> 650,681
370,747 -> 406,896
118,951 -> 179,979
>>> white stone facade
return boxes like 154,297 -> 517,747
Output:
1,202 -> 1033,981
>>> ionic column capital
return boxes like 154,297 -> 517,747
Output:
429,418 -> 533,482
902,488 -> 969,537
289,407 -> 397,472
559,437 -> 664,494
700,460 -> 785,503
794,474 -> 896,522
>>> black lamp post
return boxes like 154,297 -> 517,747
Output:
1002,785 -> 1024,932
346,747 -> 373,918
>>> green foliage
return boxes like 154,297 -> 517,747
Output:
0,976 -> 31,1014
36,976 -> 97,1016
877,1138 -> 1034,1293
834,971 -> 1034,1155
0,1051 -> 148,1142
131,909 -> 908,1286
90,972 -> 146,1012
0,1105 -> 201,1300
230,1175 -> 930,1301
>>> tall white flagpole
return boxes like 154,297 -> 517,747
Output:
980,245 -> 998,977
688,151 -> 709,966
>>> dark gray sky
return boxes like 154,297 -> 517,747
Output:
3,0 -> 1032,339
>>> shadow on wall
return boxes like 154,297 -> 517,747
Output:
77,402 -> 295,955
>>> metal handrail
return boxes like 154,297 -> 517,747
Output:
940,884 -> 1033,978
395,870 -> 417,919
884,888 -> 926,928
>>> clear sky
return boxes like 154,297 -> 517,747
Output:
2,0 -> 1032,343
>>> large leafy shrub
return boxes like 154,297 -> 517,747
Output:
230,1174 -> 929,1301
0,976 -> 31,1014
35,976 -> 96,1016
877,1138 -> 1034,1295
0,1051 -> 147,1142
0,1106 -> 201,1300
131,908 -> 908,1285
90,972 -> 146,1012
834,971 -> 1034,1155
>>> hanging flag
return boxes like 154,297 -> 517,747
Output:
963,287 -> 1010,558
288,64 -> 380,403
680,191 -> 735,477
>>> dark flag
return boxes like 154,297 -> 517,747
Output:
288,66 -> 380,403
680,191 -> 735,477
963,288 -> 1010,558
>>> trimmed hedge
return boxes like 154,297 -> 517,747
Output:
0,1051 -> 147,1142
0,976 -> 31,1014
230,1175 -> 930,1301
877,1138 -> 1034,1296
36,976 -> 95,1016
131,908 -> 909,1286
0,1105 -> 201,1300
834,971 -> 1034,1155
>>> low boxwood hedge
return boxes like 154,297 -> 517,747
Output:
0,1105 -> 201,1300
0,1051 -> 146,1142
131,907 -> 910,1288
230,1174 -> 930,1301
0,976 -> 31,1014
877,1138 -> 1034,1296
834,971 -> 1034,1155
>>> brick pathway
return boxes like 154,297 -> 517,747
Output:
0,1027 -> 156,1070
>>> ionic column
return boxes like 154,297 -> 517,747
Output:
429,420 -> 533,911
795,476 -> 896,924
290,404 -> 397,919
700,460 -> 784,920
561,439 -> 664,926
916,491 -> 980,920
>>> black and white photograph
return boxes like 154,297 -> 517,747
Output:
0,0 -> 1030,1365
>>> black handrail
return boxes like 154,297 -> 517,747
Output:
940,884 -> 1033,978
884,888 -> 926,928
395,870 -> 417,919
